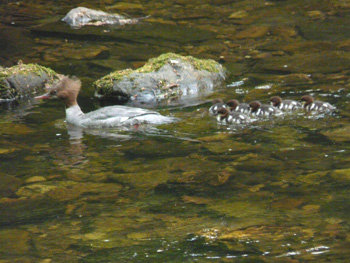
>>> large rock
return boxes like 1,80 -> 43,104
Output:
93,53 -> 226,107
62,7 -> 143,28
0,63 -> 58,103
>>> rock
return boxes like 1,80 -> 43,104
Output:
0,197 -> 66,226
255,51 -> 350,74
0,174 -> 23,198
306,10 -> 326,20
106,2 -> 144,10
235,26 -> 269,39
330,168 -> 350,182
298,14 -> 350,41
94,52 -> 226,107
228,10 -> 248,19
61,7 -> 144,28
0,229 -> 30,255
0,63 -> 58,103
25,176 -> 47,184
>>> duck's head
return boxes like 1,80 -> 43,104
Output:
300,95 -> 314,106
249,101 -> 262,113
35,76 -> 81,107
226,99 -> 239,110
212,98 -> 224,105
217,107 -> 230,119
270,96 -> 282,107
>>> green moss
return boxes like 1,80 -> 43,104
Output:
136,52 -> 221,73
0,63 -> 58,100
0,63 -> 57,80
94,53 -> 222,91
94,68 -> 133,92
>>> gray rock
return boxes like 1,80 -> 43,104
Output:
94,53 -> 226,107
0,63 -> 58,104
62,7 -> 143,28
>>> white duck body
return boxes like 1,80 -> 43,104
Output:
66,104 -> 176,128
301,95 -> 336,113
36,76 -> 177,128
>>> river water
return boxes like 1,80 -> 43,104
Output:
1,0 -> 350,262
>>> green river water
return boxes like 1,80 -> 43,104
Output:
1,0 -> 350,262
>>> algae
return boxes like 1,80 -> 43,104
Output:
94,52 -> 222,91
0,63 -> 58,101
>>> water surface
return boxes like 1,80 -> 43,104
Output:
1,0 -> 350,262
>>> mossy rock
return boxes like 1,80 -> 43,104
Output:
93,52 -> 226,107
0,63 -> 59,103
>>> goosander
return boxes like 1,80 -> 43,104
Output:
35,76 -> 177,128
209,99 -> 227,115
249,101 -> 283,117
270,96 -> 302,111
226,99 -> 251,114
300,95 -> 335,113
216,107 -> 253,124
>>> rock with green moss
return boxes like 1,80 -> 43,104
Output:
93,53 -> 226,107
0,63 -> 59,104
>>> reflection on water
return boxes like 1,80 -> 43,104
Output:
1,0 -> 350,262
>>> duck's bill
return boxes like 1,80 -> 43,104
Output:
35,93 -> 51,99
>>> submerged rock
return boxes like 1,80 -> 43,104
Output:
62,7 -> 145,28
94,53 -> 226,107
0,62 -> 58,104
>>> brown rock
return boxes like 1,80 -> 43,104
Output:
235,26 -> 269,39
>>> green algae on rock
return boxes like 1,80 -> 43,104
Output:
0,62 -> 58,103
93,52 -> 226,107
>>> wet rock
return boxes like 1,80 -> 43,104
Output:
0,123 -> 34,135
0,63 -> 58,103
270,26 -> 298,38
322,125 -> 350,142
62,7 -> 144,28
298,14 -> 350,41
306,10 -> 326,20
228,10 -> 248,19
25,176 -> 47,184
42,44 -> 109,62
0,174 -> 23,198
0,197 -> 65,226
106,2 -> 144,10
94,52 -> 226,107
0,229 -> 30,255
235,26 -> 269,39
330,168 -> 350,182
255,51 -> 350,74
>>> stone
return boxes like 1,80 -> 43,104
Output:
0,63 -> 58,103
0,229 -> 30,255
25,176 -> 47,183
331,168 -> 350,182
0,174 -> 23,198
94,52 -> 226,107
61,7 -> 143,28
0,197 -> 65,226
228,10 -> 248,19
235,26 -> 269,39
256,51 -> 350,74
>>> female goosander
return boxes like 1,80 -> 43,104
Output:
209,99 -> 227,115
216,107 -> 253,124
35,76 -> 177,128
249,101 -> 283,117
270,96 -> 302,111
300,95 -> 335,113
226,99 -> 251,114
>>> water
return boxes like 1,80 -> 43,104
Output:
1,0 -> 350,262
